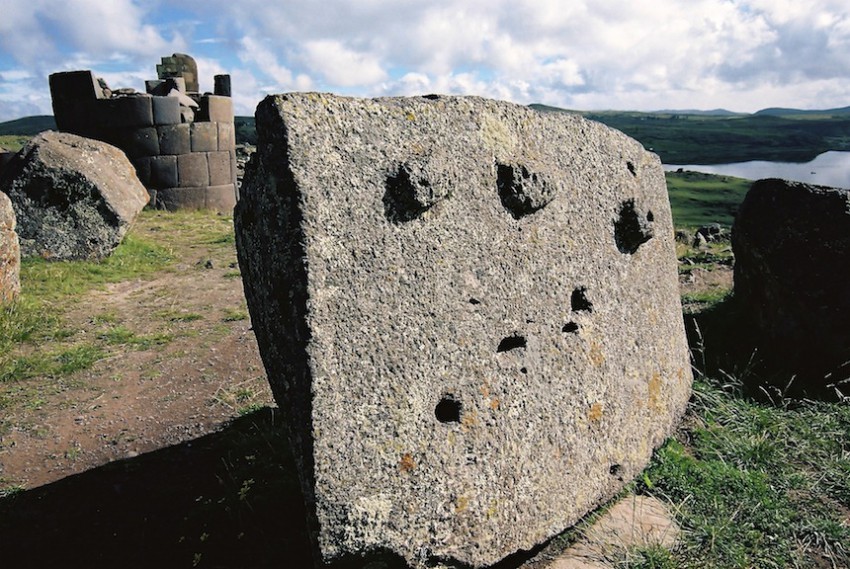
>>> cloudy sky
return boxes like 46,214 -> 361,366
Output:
1,0 -> 849,121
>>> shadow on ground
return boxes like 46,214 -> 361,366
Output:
0,408 -> 546,569
0,408 -> 312,568
684,294 -> 848,401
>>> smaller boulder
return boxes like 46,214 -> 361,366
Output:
0,191 -> 21,303
732,178 -> 850,390
0,131 -> 149,260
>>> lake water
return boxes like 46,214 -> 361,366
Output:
664,151 -> 850,189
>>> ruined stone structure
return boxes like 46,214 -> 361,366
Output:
0,131 -> 149,261
49,54 -> 237,213
0,190 -> 20,303
733,178 -> 850,390
235,93 -> 692,568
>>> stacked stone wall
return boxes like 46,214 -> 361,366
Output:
49,67 -> 237,212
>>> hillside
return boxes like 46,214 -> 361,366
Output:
0,115 -> 56,136
529,104 -> 850,164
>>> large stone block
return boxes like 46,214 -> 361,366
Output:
0,190 -> 21,303
150,155 -> 178,189
204,183 -> 237,213
217,121 -> 235,151
207,151 -> 233,186
96,95 -> 154,128
113,127 -> 159,159
732,178 -> 850,389
151,185 -> 207,211
157,124 -> 191,155
131,156 -> 152,186
0,132 -> 149,261
190,122 -> 218,152
234,94 -> 691,568
152,95 -> 181,125
49,70 -> 103,103
198,95 -> 233,123
177,153 -> 209,187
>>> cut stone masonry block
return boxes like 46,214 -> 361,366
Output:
198,95 -> 233,123
96,96 -> 154,128
150,155 -> 178,189
207,151 -> 233,186
234,93 -> 692,568
152,96 -> 181,125
177,152 -> 209,187
157,124 -> 191,155
190,122 -> 218,152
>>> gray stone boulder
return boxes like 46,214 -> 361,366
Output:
0,190 -> 20,303
732,178 -> 850,389
235,93 -> 692,568
0,131 -> 149,260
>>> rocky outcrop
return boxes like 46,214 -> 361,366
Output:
0,131 -> 149,260
0,190 -> 20,303
732,178 -> 850,389
235,93 -> 692,568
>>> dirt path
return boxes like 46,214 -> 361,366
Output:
0,215 -> 272,490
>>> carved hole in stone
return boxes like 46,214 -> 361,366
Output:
383,166 -> 431,224
423,94 -> 441,100
609,464 -> 622,476
563,322 -> 579,334
647,210 -> 654,222
627,161 -> 637,176
435,395 -> 462,423
614,199 -> 654,254
520,367 -> 528,374
496,163 -> 552,219
497,335 -> 527,352
571,287 -> 593,313
469,298 -> 481,305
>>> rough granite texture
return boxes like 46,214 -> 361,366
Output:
234,93 -> 692,568
733,178 -> 850,388
0,190 -> 20,303
0,131 -> 149,260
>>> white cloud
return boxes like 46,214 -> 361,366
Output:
303,40 -> 387,87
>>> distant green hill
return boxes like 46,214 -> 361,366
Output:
0,115 -> 56,136
754,106 -> 850,118
530,105 -> 850,163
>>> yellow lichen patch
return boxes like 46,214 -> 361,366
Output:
648,372 -> 663,410
399,452 -> 416,473
589,342 -> 605,367
486,500 -> 499,519
405,112 -> 416,121
461,410 -> 479,428
479,113 -> 515,153
588,402 -> 604,422
490,397 -> 500,410
455,496 -> 469,513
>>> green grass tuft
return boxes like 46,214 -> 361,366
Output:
641,380 -> 850,568
666,171 -> 752,228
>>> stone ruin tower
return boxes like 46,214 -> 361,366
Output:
48,54 -> 237,212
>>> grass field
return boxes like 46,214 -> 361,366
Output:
665,170 -> 752,228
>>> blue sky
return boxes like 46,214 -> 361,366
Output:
1,0 -> 849,121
